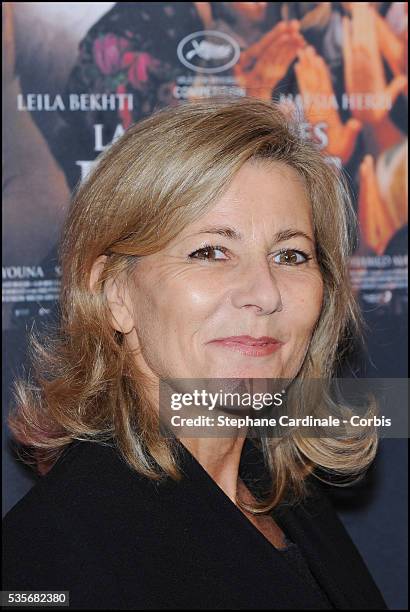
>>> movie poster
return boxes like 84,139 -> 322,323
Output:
2,3 -> 408,607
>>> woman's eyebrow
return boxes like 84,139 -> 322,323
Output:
195,226 -> 242,240
274,228 -> 314,244
190,226 -> 314,243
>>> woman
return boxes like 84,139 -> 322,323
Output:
3,97 -> 387,610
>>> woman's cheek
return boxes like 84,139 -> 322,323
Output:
289,271 -> 323,312
281,275 -> 324,348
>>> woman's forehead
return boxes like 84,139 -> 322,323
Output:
180,162 -> 313,238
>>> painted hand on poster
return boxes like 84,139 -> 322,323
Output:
342,3 -> 407,126
374,4 -> 408,84
294,45 -> 362,164
233,20 -> 305,101
342,2 -> 407,258
358,154 -> 396,255
358,145 -> 408,255
343,2 -> 408,82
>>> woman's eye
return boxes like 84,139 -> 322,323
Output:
272,249 -> 311,265
189,245 -> 228,261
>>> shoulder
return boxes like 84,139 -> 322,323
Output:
4,439 -> 152,529
274,477 -> 387,609
3,439 -> 158,560
2,440 -> 152,603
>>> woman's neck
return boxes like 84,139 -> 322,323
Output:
180,435 -> 246,503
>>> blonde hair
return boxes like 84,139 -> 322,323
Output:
8,97 -> 377,512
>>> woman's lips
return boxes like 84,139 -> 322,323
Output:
207,335 -> 283,357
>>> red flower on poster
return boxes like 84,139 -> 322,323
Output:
121,51 -> 161,88
93,33 -> 131,75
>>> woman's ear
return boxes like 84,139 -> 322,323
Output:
89,255 -> 107,294
89,255 -> 134,334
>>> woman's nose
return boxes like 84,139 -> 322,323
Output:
230,257 -> 283,315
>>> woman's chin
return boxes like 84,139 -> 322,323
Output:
200,366 -> 284,380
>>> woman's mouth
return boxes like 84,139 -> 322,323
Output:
207,335 -> 283,357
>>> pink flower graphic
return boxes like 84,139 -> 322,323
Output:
93,34 -> 130,75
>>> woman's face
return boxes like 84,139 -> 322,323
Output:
120,161 -> 323,381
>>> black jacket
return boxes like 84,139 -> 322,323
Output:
2,437 -> 387,610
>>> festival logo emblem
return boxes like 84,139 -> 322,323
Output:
177,30 -> 240,73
